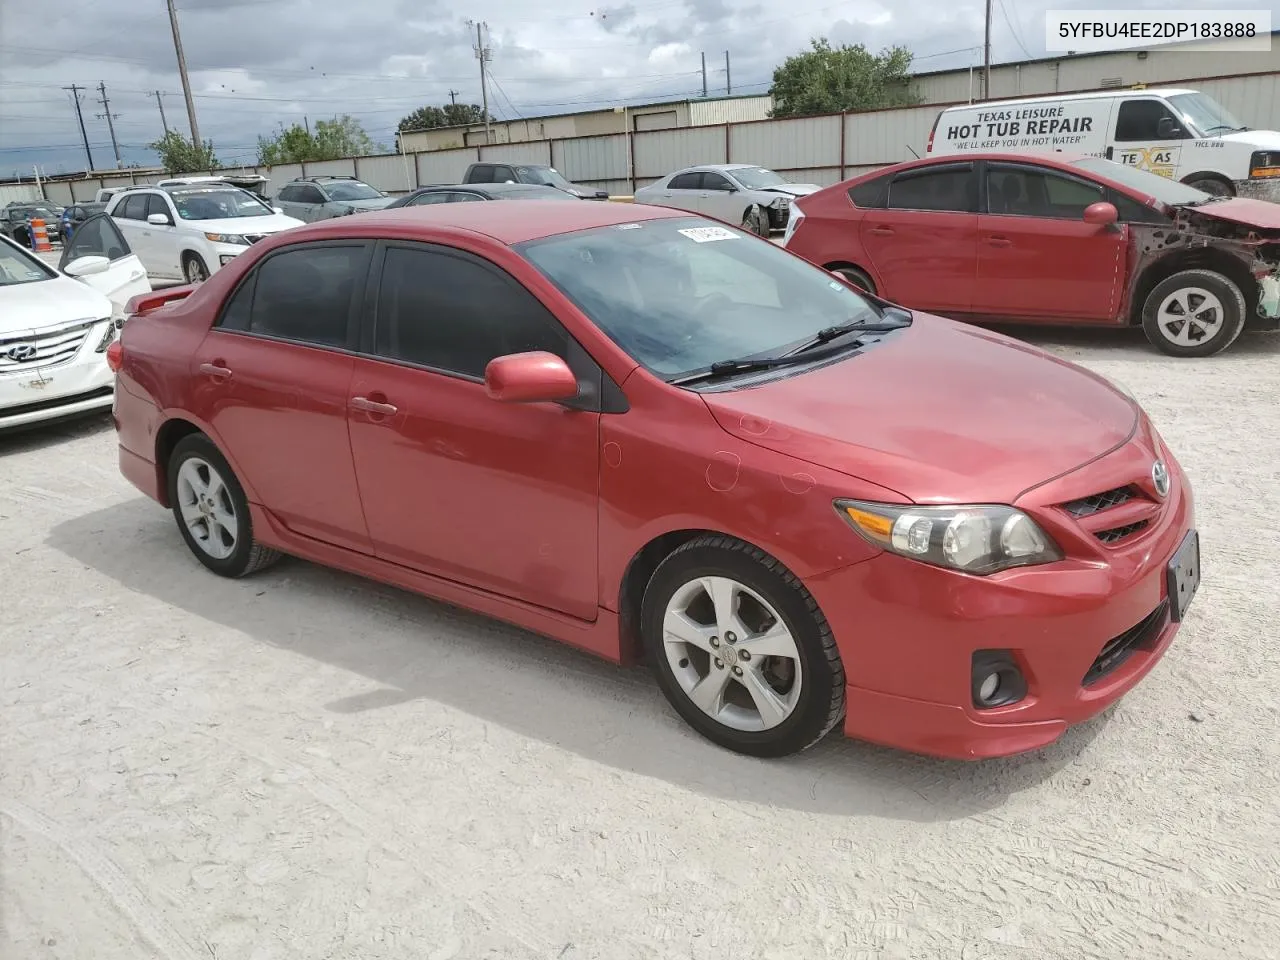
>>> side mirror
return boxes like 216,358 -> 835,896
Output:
484,351 -> 579,404
1156,117 -> 1183,139
272,206 -> 284,214
146,213 -> 171,226
1083,201 -> 1119,226
64,255 -> 111,277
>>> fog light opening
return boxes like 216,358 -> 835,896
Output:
978,672 -> 1001,703
971,650 -> 1027,709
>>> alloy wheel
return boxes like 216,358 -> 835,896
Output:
1157,286 -> 1225,347
175,457 -> 238,560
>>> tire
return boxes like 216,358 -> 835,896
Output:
1141,269 -> 1247,358
166,433 -> 281,578
183,253 -> 210,284
1185,176 -> 1233,197
640,535 -> 846,758
742,205 -> 770,237
832,265 -> 876,295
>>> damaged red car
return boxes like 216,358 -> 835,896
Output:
782,152 -> 1280,357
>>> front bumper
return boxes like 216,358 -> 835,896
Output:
805,432 -> 1195,760
1235,178 -> 1280,202
0,325 -> 116,430
765,204 -> 792,230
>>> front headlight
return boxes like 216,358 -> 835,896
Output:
204,232 -> 250,245
93,316 -> 116,352
836,499 -> 1063,575
770,196 -> 791,208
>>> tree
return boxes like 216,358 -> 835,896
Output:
769,39 -> 920,118
397,103 -> 489,132
149,131 -> 219,174
256,114 -> 381,166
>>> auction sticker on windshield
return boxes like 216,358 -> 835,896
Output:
679,226 -> 739,243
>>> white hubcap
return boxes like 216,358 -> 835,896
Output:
176,457 -> 237,560
662,576 -> 803,732
1157,286 -> 1224,346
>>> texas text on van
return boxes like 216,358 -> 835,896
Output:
927,88 -> 1280,200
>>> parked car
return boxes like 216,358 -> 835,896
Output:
108,200 -> 1198,761
1,201 -> 64,245
62,202 -> 108,241
634,164 -> 821,236
1,220 -> 151,431
274,176 -> 394,221
156,174 -> 271,200
96,186 -> 139,205
783,152 -> 1280,358
461,162 -> 609,200
106,184 -> 304,283
383,182 -> 580,208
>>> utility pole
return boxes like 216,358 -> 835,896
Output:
983,0 -> 992,100
448,89 -> 459,106
468,20 -> 492,144
63,84 -> 95,172
724,51 -> 731,95
166,0 -> 201,148
304,115 -> 310,136
95,81 -> 123,169
153,90 -> 169,134
701,52 -> 707,97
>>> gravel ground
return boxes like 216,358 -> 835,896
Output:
2,325 -> 1279,960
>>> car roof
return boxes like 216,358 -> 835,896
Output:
287,198 -> 687,245
938,88 -> 1199,112
870,151 -> 1092,175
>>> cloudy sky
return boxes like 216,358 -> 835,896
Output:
0,0 -> 1270,176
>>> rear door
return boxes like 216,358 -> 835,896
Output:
658,172 -> 704,213
974,161 -> 1127,321
860,162 -> 978,312
57,214 -> 151,312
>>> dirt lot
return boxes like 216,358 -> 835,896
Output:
3,326 -> 1279,960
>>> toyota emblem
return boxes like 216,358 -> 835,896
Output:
1151,460 -> 1170,499
5,344 -> 37,362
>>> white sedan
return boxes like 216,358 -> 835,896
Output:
0,216 -> 151,431
633,164 -> 822,236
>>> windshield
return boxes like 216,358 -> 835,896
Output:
0,239 -> 55,286
517,166 -> 575,189
519,216 -> 884,380
1071,157 -> 1211,206
731,166 -> 788,189
1167,92 -> 1247,135
323,181 -> 383,201
172,188 -> 274,220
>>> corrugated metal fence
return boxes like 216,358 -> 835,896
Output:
34,69 -> 1280,208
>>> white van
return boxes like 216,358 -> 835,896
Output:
926,88 -> 1280,200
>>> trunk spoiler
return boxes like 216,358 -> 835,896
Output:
125,285 -> 197,319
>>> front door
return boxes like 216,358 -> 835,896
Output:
860,161 -> 979,312
110,193 -> 161,276
57,214 -> 151,312
697,170 -> 742,224
191,240 -> 374,553
974,161 -> 1127,321
1109,98 -> 1191,181
347,241 -> 600,620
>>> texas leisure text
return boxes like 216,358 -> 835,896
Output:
946,105 -> 1094,150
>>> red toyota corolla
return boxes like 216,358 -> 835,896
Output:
109,200 -> 1199,761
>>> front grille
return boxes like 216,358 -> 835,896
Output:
1083,601 -> 1168,686
0,318 -> 99,372
1063,485 -> 1135,517
1096,520 -> 1150,544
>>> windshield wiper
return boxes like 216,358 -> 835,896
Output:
783,309 -> 913,356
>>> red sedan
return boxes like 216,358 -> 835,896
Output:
783,152 -> 1280,357
109,200 -> 1199,760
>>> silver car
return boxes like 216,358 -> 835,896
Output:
274,176 -> 395,222
633,164 -> 822,236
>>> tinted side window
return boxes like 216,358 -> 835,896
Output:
277,185 -> 298,202
848,174 -> 890,208
374,246 -> 568,379
986,166 -> 1103,219
702,173 -> 733,191
407,191 -> 447,205
117,194 -> 149,220
1112,191 -> 1168,223
1115,100 -> 1184,141
887,168 -> 975,212
64,215 -> 130,263
145,194 -> 172,221
469,165 -> 495,183
233,245 -> 366,347
668,173 -> 701,190
299,185 -> 326,203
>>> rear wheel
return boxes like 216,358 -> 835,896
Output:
183,253 -> 209,284
641,535 -> 846,758
167,433 -> 281,578
831,265 -> 876,295
1141,269 -> 1246,357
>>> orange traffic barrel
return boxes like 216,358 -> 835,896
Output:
31,218 -> 52,252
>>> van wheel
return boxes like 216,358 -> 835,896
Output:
1184,176 -> 1233,197
1141,269 -> 1246,357
183,253 -> 209,284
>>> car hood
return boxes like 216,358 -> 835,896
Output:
700,313 -> 1138,504
1216,128 -> 1280,150
189,213 -> 305,233
1173,195 -> 1280,231
754,184 -> 822,197
0,274 -> 112,334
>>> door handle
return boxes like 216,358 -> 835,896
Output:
199,361 -> 232,379
985,237 -> 1012,247
868,226 -> 894,236
350,395 -> 398,416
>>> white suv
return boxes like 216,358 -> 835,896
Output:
106,184 -> 304,283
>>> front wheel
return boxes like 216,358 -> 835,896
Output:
1141,269 -> 1246,357
1185,176 -> 1233,197
742,205 -> 770,237
641,535 -> 846,758
183,253 -> 209,284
